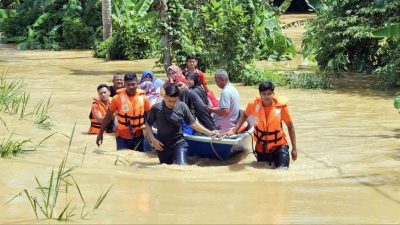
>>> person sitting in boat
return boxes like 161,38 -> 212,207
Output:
145,85 -> 219,165
139,69 -> 165,90
139,69 -> 164,106
226,81 -> 297,169
162,65 -> 185,89
174,76 -> 217,132
185,71 -> 209,106
182,54 -> 210,93
88,84 -> 113,134
139,81 -> 162,106
208,69 -> 245,132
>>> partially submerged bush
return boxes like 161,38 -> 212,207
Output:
283,72 -> 335,89
241,65 -> 285,86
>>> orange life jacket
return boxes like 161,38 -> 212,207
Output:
251,96 -> 288,153
88,98 -> 112,134
115,89 -> 146,139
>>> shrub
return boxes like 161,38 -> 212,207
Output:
93,38 -> 112,59
283,71 -> 335,89
62,17 -> 93,48
303,0 -> 400,75
241,65 -> 284,86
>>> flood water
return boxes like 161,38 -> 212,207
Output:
0,42 -> 399,224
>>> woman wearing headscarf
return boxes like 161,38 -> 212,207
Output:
139,81 -> 161,106
185,71 -> 209,106
140,69 -> 165,89
163,65 -> 185,89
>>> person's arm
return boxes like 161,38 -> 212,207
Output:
145,122 -> 164,151
96,109 -> 114,146
91,104 -> 104,123
286,121 -> 297,161
190,121 -> 218,136
225,112 -> 248,135
198,71 -> 210,93
93,112 -> 104,123
208,89 -> 230,115
208,107 -> 230,116
182,102 -> 217,136
202,83 -> 210,93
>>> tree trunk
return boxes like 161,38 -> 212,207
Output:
159,0 -> 171,71
102,0 -> 112,40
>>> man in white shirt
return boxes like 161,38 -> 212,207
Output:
208,69 -> 241,131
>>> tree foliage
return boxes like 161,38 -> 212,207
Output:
163,0 -> 296,81
302,0 -> 400,87
0,0 -> 102,49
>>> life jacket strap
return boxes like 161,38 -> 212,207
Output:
90,121 -> 102,129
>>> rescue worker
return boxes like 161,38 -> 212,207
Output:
88,84 -> 113,134
96,73 -> 151,151
226,81 -> 297,168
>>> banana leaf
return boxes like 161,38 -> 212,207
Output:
395,94 -> 400,109
372,23 -> 400,38
305,0 -> 328,12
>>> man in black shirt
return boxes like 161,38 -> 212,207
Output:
109,73 -> 124,97
145,85 -> 219,165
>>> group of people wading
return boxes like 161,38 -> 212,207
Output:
89,55 -> 297,168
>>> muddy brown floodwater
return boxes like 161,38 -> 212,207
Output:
1,16 -> 400,224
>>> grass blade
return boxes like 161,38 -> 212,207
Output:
34,132 -> 57,151
71,175 -> 86,206
57,200 -> 72,221
5,192 -> 22,205
94,184 -> 113,209
23,189 -> 38,220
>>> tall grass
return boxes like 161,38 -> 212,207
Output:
0,127 -> 55,158
0,130 -> 32,158
6,123 -> 113,221
32,96 -> 53,129
0,72 -> 26,114
0,72 -> 53,129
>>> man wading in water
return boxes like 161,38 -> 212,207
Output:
97,73 -> 151,151
226,81 -> 297,169
145,85 -> 219,165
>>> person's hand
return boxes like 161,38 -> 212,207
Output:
208,130 -> 219,137
96,133 -> 103,147
150,137 -> 164,151
291,148 -> 297,161
224,128 -> 236,136
207,107 -> 214,114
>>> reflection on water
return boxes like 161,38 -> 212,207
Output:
0,43 -> 399,224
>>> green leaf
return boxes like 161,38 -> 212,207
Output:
305,0 -> 329,12
32,13 -> 50,28
372,23 -> 400,38
0,9 -> 17,22
135,0 -> 154,16
394,94 -> 400,109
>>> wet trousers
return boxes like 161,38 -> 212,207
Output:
157,141 -> 188,165
116,136 -> 144,151
256,145 -> 290,168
